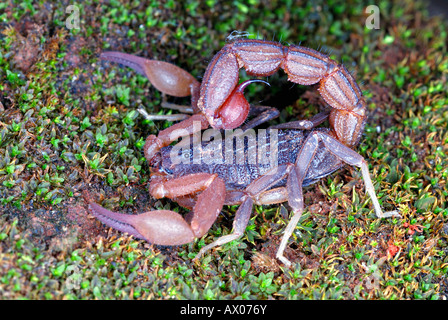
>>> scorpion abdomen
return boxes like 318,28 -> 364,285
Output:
158,128 -> 344,191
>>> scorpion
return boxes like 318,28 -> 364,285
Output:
89,37 -> 399,267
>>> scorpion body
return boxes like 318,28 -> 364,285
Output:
156,128 -> 343,194
90,37 -> 400,267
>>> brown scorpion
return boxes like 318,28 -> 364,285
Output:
90,38 -> 399,267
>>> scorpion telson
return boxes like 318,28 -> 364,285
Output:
92,37 -> 400,268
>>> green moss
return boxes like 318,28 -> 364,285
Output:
0,0 -> 447,300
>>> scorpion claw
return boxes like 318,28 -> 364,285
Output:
88,203 -> 146,240
100,51 -> 200,98
88,202 -> 196,246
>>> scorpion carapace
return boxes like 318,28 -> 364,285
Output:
92,37 -> 400,267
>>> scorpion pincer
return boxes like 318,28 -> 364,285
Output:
91,37 -> 400,267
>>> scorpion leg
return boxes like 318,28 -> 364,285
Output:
270,109 -> 331,130
194,196 -> 254,261
160,101 -> 194,114
240,106 -> 280,131
316,132 -> 400,219
137,106 -> 190,122
194,165 -> 293,260
276,131 -> 400,268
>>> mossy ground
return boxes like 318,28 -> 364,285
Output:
0,0 -> 447,300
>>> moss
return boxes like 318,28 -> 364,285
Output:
0,0 -> 447,300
